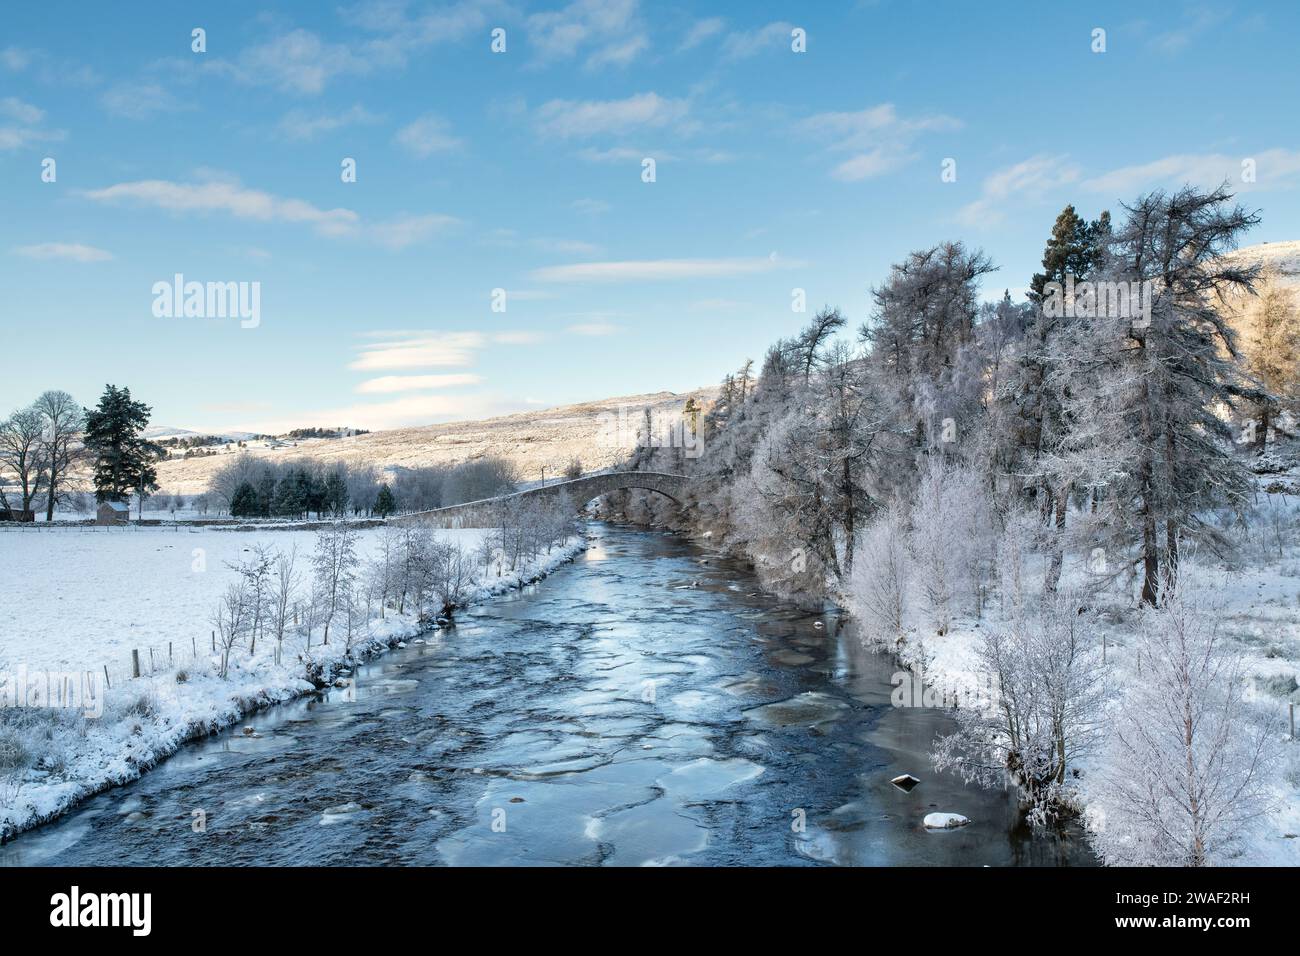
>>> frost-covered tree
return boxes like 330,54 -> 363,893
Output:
1092,588 -> 1277,865
847,504 -> 911,646
312,521 -> 359,644
1090,186 -> 1261,603
932,595 -> 1106,816
908,457 -> 991,634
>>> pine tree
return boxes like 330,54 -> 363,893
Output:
83,384 -> 163,504
374,483 -> 396,518
325,469 -> 349,517
230,481 -> 260,518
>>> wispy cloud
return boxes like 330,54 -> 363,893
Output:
394,114 -> 463,156
278,104 -> 379,141
349,331 -> 534,371
81,177 -> 458,249
1149,4 -> 1227,53
527,0 -> 649,70
100,81 -> 184,120
531,254 -> 800,282
721,21 -> 795,59
0,96 -> 63,150
801,103 -> 961,181
355,373 -> 483,394
1082,148 -> 1300,196
679,17 -> 726,52
956,154 -> 1081,227
14,242 -> 112,262
566,322 -> 620,335
536,92 -> 689,139
83,178 -> 359,235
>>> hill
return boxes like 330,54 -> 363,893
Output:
155,388 -> 716,495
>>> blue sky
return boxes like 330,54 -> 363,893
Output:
2,1 -> 1298,433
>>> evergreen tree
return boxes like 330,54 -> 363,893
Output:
325,469 -> 349,517
255,469 -> 276,518
374,483 -> 396,518
272,472 -> 308,518
83,384 -> 163,504
230,481 -> 260,518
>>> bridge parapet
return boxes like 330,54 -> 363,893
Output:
389,471 -> 692,529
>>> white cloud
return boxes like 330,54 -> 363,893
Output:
956,154 -> 1082,227
536,92 -> 688,139
1082,149 -> 1300,197
348,330 -> 535,371
349,332 -> 487,371
81,177 -> 458,248
278,104 -> 379,141
527,0 -> 649,70
571,197 -> 611,215
14,242 -> 112,262
1,47 -> 32,71
532,254 -> 800,282
355,373 -> 483,394
801,103 -> 961,181
394,114 -> 462,156
1149,5 -> 1226,53
101,82 -> 183,120
83,179 -> 358,234
217,29 -> 371,95
679,17 -> 725,52
367,213 -> 461,249
721,21 -> 794,59
0,96 -> 63,151
566,322 -> 620,335
0,96 -> 43,124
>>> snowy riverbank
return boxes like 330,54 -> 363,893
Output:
0,524 -> 588,842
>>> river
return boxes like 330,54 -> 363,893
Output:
0,522 -> 1094,866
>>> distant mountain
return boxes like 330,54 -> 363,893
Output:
144,426 -> 257,442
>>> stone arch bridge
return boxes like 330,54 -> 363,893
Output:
390,471 -> 693,529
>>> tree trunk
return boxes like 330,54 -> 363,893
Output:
1044,485 -> 1068,593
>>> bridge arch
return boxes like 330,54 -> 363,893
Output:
389,471 -> 692,529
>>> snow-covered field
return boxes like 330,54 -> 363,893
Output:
0,523 -> 586,841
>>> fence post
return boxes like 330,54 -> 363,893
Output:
1291,702 -> 1295,739
103,664 -> 111,690
1102,634 -> 1107,664
211,630 -> 216,652
148,647 -> 155,674
192,635 -> 197,658
131,649 -> 141,679
169,641 -> 173,664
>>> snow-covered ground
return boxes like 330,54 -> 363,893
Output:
862,490 -> 1300,866
0,523 -> 586,841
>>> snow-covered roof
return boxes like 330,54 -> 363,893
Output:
102,501 -> 130,512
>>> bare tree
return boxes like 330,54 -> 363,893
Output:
269,544 -> 300,663
0,407 -> 47,513
211,581 -> 248,679
32,390 -> 85,521
311,522 -> 359,644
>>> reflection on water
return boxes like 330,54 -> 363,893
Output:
1,523 -> 1095,867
